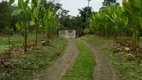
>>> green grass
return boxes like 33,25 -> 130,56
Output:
104,50 -> 142,80
82,35 -> 142,80
0,33 -> 44,51
65,39 -> 94,80
81,35 -> 107,48
0,37 -> 67,80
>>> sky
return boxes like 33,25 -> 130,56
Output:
0,0 -> 122,16
59,0 -> 122,16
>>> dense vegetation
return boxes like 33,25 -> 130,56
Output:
89,0 -> 142,66
90,0 -> 142,49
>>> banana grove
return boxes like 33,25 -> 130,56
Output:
8,0 -> 59,53
89,0 -> 142,49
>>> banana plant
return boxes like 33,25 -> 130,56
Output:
10,0 -> 33,53
104,5 -> 128,37
43,8 -> 57,38
90,5 -> 129,38
90,9 -> 113,37
31,2 -> 43,48
122,0 -> 142,48
31,1 -> 58,47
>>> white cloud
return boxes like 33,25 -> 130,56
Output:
60,0 -> 122,16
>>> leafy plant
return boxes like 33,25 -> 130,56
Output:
43,8 -> 57,37
10,0 -> 32,52
122,0 -> 142,49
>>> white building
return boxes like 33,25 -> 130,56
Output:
58,30 -> 76,38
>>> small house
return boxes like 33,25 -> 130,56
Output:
58,30 -> 76,38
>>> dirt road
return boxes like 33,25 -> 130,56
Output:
39,39 -> 120,80
83,40 -> 120,80
39,39 -> 79,80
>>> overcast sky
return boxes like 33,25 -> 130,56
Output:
1,0 -> 122,16
59,0 -> 122,16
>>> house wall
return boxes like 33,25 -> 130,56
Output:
59,30 -> 76,38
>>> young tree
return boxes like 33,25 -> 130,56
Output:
43,8 -> 57,37
10,0 -> 33,53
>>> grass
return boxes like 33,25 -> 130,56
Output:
65,39 -> 94,80
82,35 -> 142,80
104,50 -> 142,80
81,35 -> 108,48
0,33 -> 44,51
0,36 -> 67,80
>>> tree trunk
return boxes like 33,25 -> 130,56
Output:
24,31 -> 28,53
132,24 -> 140,50
8,11 -> 11,54
35,27 -> 38,49
8,32 -> 11,53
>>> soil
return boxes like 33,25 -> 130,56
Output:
83,40 -> 120,80
39,39 -> 79,80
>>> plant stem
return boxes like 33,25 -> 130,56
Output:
24,31 -> 28,53
8,7 -> 11,54
35,27 -> 38,49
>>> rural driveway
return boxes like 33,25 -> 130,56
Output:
39,39 -> 79,80
83,40 -> 120,80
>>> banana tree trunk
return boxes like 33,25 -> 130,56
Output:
24,31 -> 28,53
8,31 -> 11,53
35,27 -> 38,49
132,24 -> 140,49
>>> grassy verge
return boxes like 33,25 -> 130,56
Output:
104,50 -> 142,80
0,37 -> 67,80
65,39 -> 94,80
82,35 -> 142,80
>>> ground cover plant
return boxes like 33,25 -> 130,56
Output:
65,39 -> 94,80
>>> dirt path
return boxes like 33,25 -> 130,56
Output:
39,39 -> 79,80
83,40 -> 120,80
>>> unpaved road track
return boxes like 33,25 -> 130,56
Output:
39,39 -> 79,80
83,40 -> 120,80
